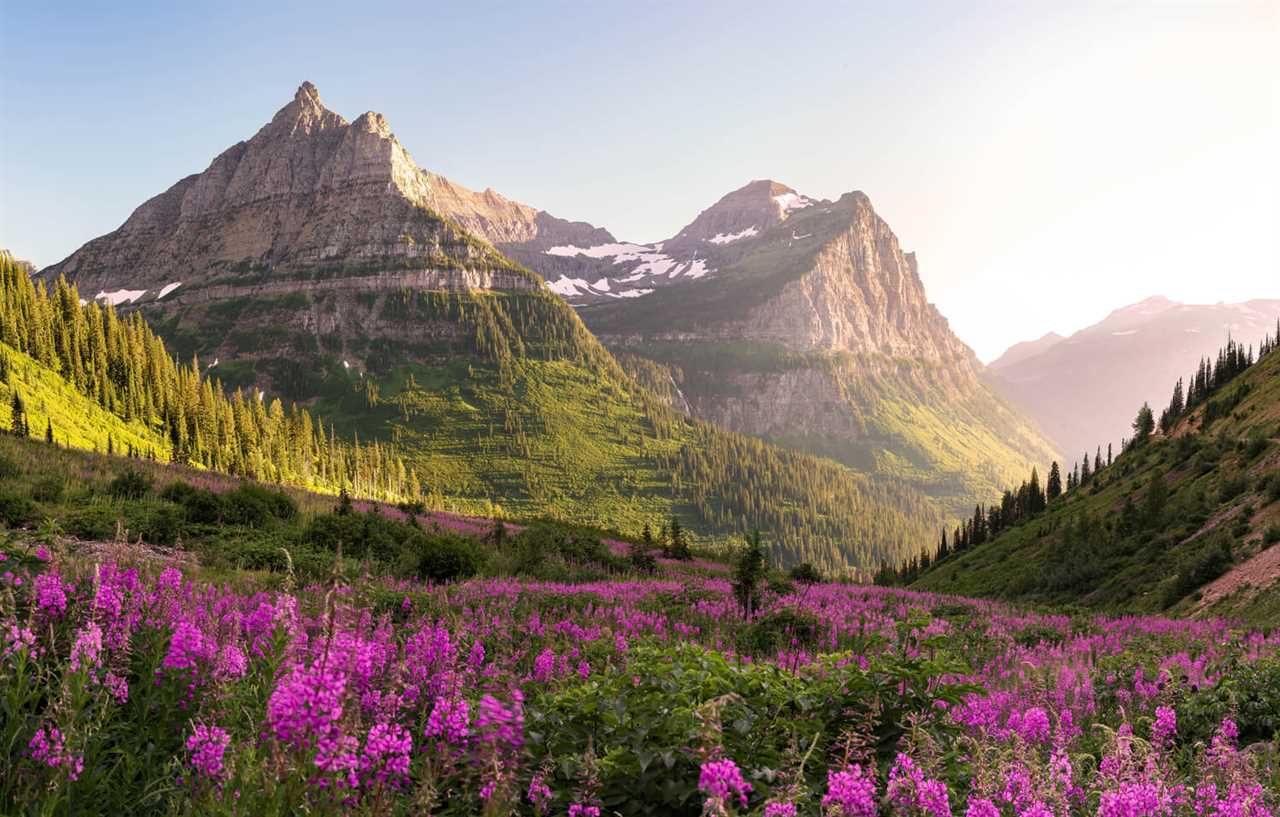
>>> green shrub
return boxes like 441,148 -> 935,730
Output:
405,531 -> 481,583
158,480 -> 199,505
221,483 -> 295,527
1218,473 -> 1249,503
0,453 -> 21,480
129,503 -> 184,546
1014,623 -> 1067,648
185,489 -> 225,525
30,475 -> 65,503
0,488 -> 36,527
788,562 -> 824,583
736,608 -> 821,656
1175,657 -> 1280,747
1264,525 -> 1280,546
64,504 -> 119,540
109,469 -> 152,500
528,640 -> 974,817
1164,537 -> 1233,607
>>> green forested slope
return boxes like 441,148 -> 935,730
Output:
914,335 -> 1280,621
0,253 -> 418,501
143,282 -> 944,575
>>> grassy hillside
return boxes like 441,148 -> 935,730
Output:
1,343 -> 171,458
915,345 -> 1280,622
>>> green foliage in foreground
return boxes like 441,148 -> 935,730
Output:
527,638 -> 975,816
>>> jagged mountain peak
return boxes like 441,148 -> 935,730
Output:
263,80 -> 346,137
665,179 -> 821,249
41,82 -> 533,299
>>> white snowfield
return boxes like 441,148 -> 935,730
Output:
708,226 -> 758,245
545,242 -> 651,259
157,282 -> 183,299
774,192 -> 815,214
94,289 -> 148,306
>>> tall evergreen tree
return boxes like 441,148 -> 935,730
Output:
9,392 -> 28,437
1132,402 -> 1155,442
1047,461 -> 1063,502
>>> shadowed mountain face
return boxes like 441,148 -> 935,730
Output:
988,297 -> 1280,458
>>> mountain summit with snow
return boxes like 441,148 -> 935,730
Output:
509,179 -> 827,304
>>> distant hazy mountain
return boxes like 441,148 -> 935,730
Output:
987,296 -> 1280,459
988,332 -> 1064,370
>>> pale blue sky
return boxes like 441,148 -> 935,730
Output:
1,1 -> 1276,359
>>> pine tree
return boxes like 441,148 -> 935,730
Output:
1047,461 -> 1063,502
9,392 -> 28,437
630,523 -> 657,573
1132,402 -> 1155,442
668,517 -> 691,560
732,530 -> 767,619
44,419 -> 53,445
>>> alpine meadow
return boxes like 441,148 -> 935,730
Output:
0,4 -> 1277,816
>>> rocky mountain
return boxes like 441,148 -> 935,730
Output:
42,82 -> 618,304
571,185 -> 1061,516
988,296 -> 1280,459
33,82 -> 961,576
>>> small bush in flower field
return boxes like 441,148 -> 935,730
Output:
0,532 -> 1278,816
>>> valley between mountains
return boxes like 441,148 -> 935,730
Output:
3,73 -> 1280,817
33,83 -> 1060,575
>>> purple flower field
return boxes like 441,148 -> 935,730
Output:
1,538 -> 1276,816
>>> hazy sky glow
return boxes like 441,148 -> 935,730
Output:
1,1 -> 1276,360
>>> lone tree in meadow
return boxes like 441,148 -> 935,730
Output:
733,530 -> 767,619
629,523 -> 657,573
668,517 -> 692,561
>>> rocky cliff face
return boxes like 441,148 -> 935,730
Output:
575,185 -> 1058,512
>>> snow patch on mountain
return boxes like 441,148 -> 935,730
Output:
774,192 -> 815,215
95,289 -> 148,306
545,242 -> 651,259
708,226 -> 758,245
158,282 -> 183,299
